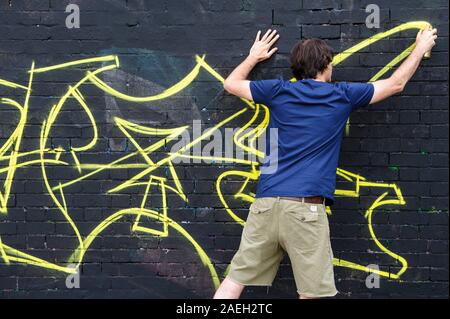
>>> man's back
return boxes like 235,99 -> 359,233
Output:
250,78 -> 374,206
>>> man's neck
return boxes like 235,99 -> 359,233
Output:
313,76 -> 328,82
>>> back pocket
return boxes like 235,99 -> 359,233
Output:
249,198 -> 274,215
284,203 -> 321,252
245,198 -> 274,238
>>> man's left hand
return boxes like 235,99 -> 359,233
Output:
248,29 -> 280,63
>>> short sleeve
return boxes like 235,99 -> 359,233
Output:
345,82 -> 375,110
249,79 -> 283,106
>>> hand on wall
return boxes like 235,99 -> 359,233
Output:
248,29 -> 280,63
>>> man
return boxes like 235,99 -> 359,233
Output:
213,28 -> 437,299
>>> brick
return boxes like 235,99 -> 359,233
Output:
0,0 -> 447,300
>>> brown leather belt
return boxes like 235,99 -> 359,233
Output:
280,196 -> 325,205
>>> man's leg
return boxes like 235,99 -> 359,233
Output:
213,277 -> 244,299
214,197 -> 281,299
280,199 -> 338,299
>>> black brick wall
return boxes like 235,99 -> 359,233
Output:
0,0 -> 448,298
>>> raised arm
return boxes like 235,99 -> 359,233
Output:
223,29 -> 280,100
370,27 -> 438,104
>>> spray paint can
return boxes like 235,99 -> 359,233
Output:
423,25 -> 432,59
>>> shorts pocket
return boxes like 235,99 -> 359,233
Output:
249,198 -> 273,215
284,203 -> 322,252
296,210 -> 319,222
244,198 -> 274,239
287,204 -> 320,223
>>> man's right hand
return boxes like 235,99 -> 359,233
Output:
369,26 -> 438,105
415,27 -> 438,55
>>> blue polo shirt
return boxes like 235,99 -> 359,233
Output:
250,78 -> 374,206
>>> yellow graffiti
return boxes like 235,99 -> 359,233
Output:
333,21 -> 432,136
0,21 -> 431,289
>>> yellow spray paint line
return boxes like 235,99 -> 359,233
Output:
32,55 -> 118,74
1,243 -> 75,273
248,104 -> 270,153
52,59 -> 245,192
167,161 -> 186,203
0,237 -> 10,264
34,63 -> 120,271
195,54 -> 225,82
0,159 -> 68,174
234,103 -> 267,158
0,55 -> 233,285
5,256 -> 75,274
0,55 -> 220,285
78,163 -> 151,169
236,167 -> 259,195
39,63 -> 119,221
1,98 -> 24,111
0,100 -> 26,210
337,168 -> 368,181
0,79 -> 28,90
114,118 -> 158,166
105,121 -> 190,194
50,118 -> 188,192
107,107 -> 248,194
87,55 -> 206,102
115,117 -> 189,135
331,21 -> 432,136
0,62 -> 34,213
133,177 -> 169,236
334,258 -> 398,279
369,43 -> 417,82
336,170 -> 357,183
126,181 -> 184,199
51,140 -> 170,192
0,133 -> 20,162
366,193 -> 408,277
331,187 -> 407,279
75,163 -> 155,170
332,21 -> 431,66
234,192 -> 255,203
223,264 -> 232,278
54,147 -> 64,161
216,169 -> 259,225
195,54 -> 256,110
70,87 -> 98,152
132,176 -> 157,234
70,150 -> 82,174
234,104 -> 259,155
58,184 -> 85,265
68,208 -> 220,288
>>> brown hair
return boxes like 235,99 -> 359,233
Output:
290,39 -> 333,80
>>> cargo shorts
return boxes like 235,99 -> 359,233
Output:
227,197 -> 338,298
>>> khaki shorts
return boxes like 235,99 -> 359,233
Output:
227,197 -> 338,298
